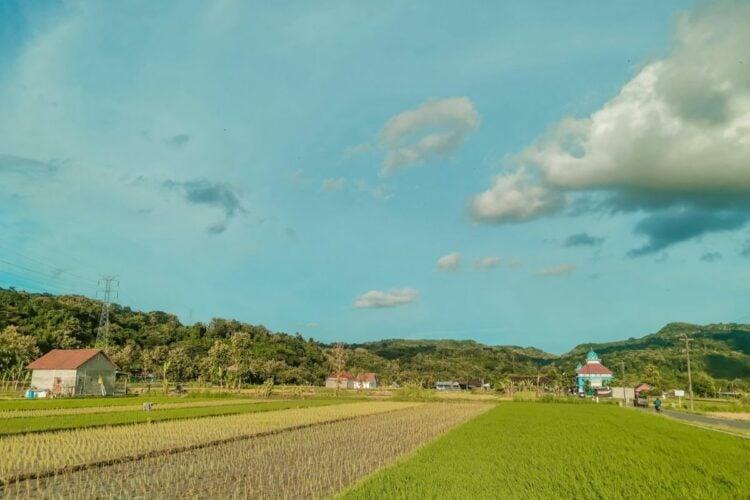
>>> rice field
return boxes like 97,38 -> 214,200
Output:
3,398 -> 748,499
341,403 -> 750,499
0,397 -> 263,418
3,403 -> 490,498
0,398 -> 358,435
0,400 -> 419,484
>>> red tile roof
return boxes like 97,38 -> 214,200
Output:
27,349 -> 116,370
576,362 -> 613,375
357,372 -> 377,382
328,372 -> 354,380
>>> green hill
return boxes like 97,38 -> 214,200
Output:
1,288 -> 748,394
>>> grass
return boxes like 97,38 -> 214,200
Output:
4,403 -> 491,498
0,398 -> 355,435
0,394 -> 219,411
341,402 -> 750,499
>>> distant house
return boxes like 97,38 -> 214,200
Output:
325,372 -> 355,389
436,381 -> 461,391
575,350 -> 613,395
634,383 -> 653,394
353,373 -> 377,389
27,349 -> 118,396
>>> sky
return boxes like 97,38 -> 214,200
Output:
1,0 -> 749,353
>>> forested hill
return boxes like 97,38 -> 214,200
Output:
0,287 -> 749,394
556,322 -> 750,394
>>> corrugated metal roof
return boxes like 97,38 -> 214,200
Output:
27,349 -> 116,370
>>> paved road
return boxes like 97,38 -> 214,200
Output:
662,409 -> 750,431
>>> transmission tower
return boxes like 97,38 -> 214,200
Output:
95,276 -> 119,352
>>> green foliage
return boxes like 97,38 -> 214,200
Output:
2,289 -> 749,392
0,325 -> 40,373
0,288 -> 329,385
342,403 -> 750,499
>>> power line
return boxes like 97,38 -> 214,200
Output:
0,257 -> 96,291
0,245 -> 98,283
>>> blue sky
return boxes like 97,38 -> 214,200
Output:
2,0 -> 750,353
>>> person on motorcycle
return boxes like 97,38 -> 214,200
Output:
654,397 -> 662,413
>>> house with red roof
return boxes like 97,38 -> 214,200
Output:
27,349 -> 118,396
353,372 -> 378,389
575,350 -> 613,395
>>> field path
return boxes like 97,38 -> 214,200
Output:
663,409 -> 750,431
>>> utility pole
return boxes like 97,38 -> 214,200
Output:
619,361 -> 627,405
95,276 -> 119,353
682,334 -> 694,411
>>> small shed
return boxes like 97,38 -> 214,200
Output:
27,349 -> 119,396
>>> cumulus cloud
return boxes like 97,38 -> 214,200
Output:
163,178 -> 246,218
437,252 -> 461,271
470,168 -> 564,224
353,288 -> 418,309
475,256 -> 501,269
470,2 -> 750,252
535,264 -> 575,277
627,209 -> 747,257
322,178 -> 345,192
564,233 -> 604,247
380,97 -> 479,175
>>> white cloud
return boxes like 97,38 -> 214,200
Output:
471,1 -> 750,226
353,179 -> 393,200
287,170 -> 307,184
535,264 -> 575,277
437,252 -> 461,271
380,97 -> 479,175
353,288 -> 418,309
344,143 -> 372,157
322,178 -> 345,192
475,256 -> 501,269
470,168 -> 564,223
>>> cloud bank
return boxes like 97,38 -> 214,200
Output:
353,288 -> 418,308
470,1 -> 750,254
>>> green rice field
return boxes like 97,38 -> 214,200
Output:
341,403 -> 750,499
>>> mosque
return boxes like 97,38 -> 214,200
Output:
575,350 -> 613,395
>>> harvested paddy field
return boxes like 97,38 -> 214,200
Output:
3,402 -> 489,498
0,400 -> 419,484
